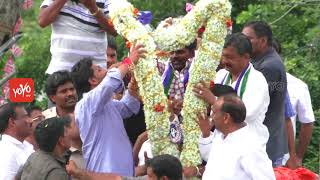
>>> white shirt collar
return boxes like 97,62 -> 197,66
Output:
1,134 -> 23,145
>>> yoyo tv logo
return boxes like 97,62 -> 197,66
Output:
9,78 -> 34,102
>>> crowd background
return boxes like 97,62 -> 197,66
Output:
0,0 -> 319,173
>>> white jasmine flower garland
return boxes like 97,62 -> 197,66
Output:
109,0 -> 231,167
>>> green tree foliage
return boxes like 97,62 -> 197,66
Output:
236,0 -> 320,172
1,0 -> 318,171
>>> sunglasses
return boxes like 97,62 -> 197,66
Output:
30,115 -> 45,123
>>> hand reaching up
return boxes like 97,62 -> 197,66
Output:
129,43 -> 147,65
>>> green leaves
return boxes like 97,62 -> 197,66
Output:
236,1 -> 320,172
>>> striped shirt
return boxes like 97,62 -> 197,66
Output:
156,59 -> 192,100
40,0 -> 109,74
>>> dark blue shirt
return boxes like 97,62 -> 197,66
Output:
251,47 -> 288,162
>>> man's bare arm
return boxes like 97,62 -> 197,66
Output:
38,0 -> 68,28
80,0 -> 117,35
296,122 -> 314,163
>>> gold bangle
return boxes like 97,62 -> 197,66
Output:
195,166 -> 202,177
92,7 -> 100,16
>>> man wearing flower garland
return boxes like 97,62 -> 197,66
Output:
38,0 -> 117,74
134,42 -> 196,166
157,41 -> 196,101
71,44 -> 146,176
156,41 -> 197,146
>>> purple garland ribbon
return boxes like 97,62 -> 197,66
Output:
162,62 -> 190,95
221,63 -> 250,93
138,11 -> 153,25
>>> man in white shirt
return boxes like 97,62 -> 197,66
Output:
198,95 -> 275,180
287,73 -> 315,165
38,0 -> 116,74
0,102 -> 34,180
272,39 -> 315,166
197,33 -> 270,144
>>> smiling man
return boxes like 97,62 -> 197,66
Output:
157,41 -> 196,100
212,33 -> 270,144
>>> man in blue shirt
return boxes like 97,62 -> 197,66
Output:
242,21 -> 288,167
71,44 -> 146,176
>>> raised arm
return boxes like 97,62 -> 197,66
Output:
38,0 -> 67,28
197,112 -> 214,162
85,44 -> 146,113
79,0 -> 117,35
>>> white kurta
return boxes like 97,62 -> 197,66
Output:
215,64 -> 270,145
0,135 -> 34,180
200,126 -> 275,180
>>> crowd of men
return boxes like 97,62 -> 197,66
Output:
0,0 -> 316,180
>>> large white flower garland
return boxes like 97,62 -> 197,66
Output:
109,0 -> 231,167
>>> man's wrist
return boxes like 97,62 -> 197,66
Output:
89,5 -> 99,15
195,166 -> 201,177
122,57 -> 135,70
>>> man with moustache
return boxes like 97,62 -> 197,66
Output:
198,95 -> 275,179
242,21 -> 288,167
71,44 -> 145,176
157,41 -> 196,100
211,33 -> 270,144
43,71 -> 85,179
0,103 -> 34,180
25,106 -> 45,150
43,71 -> 78,118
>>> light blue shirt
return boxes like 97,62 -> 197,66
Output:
75,69 -> 140,176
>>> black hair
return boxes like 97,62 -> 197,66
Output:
272,38 -> 282,54
26,105 -> 42,116
211,84 -> 237,97
146,154 -> 183,180
244,21 -> 273,46
107,36 -> 117,51
220,95 -> 246,123
186,40 -> 197,51
224,33 -> 252,56
71,58 -> 94,98
45,70 -> 75,103
35,116 -> 71,152
0,102 -> 24,134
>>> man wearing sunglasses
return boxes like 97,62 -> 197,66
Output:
25,106 -> 45,150
0,102 -> 34,180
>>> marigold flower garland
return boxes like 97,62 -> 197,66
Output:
109,0 -> 231,167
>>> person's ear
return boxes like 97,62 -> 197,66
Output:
8,117 -> 16,129
243,53 -> 250,60
224,113 -> 230,124
49,95 -> 56,104
88,77 -> 98,87
57,136 -> 64,147
260,36 -> 268,47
